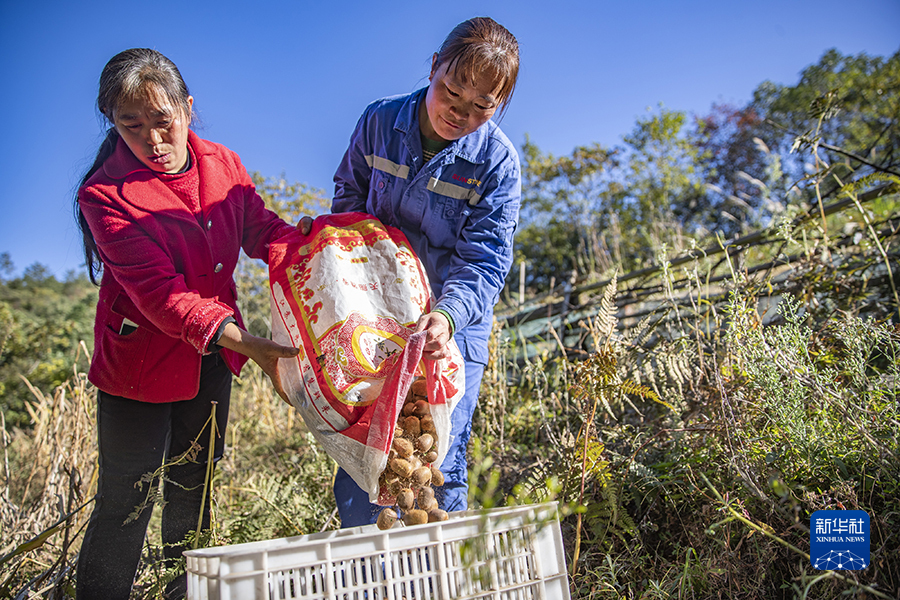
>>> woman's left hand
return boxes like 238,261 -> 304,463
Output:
414,312 -> 452,361
216,321 -> 299,404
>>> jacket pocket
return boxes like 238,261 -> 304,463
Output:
368,170 -> 395,223
90,315 -> 152,399
424,194 -> 469,249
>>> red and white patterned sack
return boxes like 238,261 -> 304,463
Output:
268,212 -> 465,503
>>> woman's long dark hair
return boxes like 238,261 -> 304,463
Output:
75,48 -> 193,284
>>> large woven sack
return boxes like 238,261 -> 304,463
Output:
268,212 -> 465,502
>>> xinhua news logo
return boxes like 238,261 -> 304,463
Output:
810,510 -> 870,571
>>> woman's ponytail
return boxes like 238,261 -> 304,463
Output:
75,128 -> 119,284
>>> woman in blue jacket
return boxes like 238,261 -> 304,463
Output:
330,16 -> 521,526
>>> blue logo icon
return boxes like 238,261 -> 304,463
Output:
810,510 -> 869,570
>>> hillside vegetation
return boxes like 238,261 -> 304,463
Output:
1,48 -> 898,599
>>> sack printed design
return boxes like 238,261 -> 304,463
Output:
268,213 -> 464,502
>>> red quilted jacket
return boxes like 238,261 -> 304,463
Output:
79,130 -> 294,402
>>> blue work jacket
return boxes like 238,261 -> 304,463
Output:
333,88 -> 521,364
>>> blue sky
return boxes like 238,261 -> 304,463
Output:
1,0 -> 897,278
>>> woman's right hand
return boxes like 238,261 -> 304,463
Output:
297,215 -> 314,235
216,321 -> 299,404
414,311 -> 453,361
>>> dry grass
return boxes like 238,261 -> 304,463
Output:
0,346 -> 336,599
1,342 -> 95,598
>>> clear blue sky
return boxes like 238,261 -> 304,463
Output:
1,0 -> 897,278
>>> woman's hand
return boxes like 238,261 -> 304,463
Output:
414,312 -> 452,360
297,215 -> 314,235
216,321 -> 299,404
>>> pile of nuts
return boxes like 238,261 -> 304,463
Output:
376,377 -> 449,529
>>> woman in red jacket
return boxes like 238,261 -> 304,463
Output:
74,48 -> 298,600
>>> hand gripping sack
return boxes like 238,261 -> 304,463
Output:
268,212 -> 465,503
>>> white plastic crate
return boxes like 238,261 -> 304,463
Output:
185,502 -> 571,600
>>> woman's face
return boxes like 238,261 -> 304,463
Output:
421,56 -> 501,142
113,87 -> 193,174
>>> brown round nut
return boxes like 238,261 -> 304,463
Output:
419,415 -> 436,434
401,401 -> 416,417
392,437 -> 414,458
419,496 -> 439,512
397,488 -> 415,511
390,458 -> 413,479
377,508 -> 398,530
408,455 -> 422,471
415,433 -> 434,453
411,378 -> 427,396
424,450 -> 439,464
418,486 -> 435,504
387,478 -> 404,496
402,416 -> 421,437
411,466 -> 432,487
402,509 -> 428,526
430,467 -> 445,487
427,509 -> 449,523
413,400 -> 431,417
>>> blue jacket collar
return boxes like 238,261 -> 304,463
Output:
393,88 -> 489,165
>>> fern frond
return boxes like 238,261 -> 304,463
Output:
570,350 -> 619,402
510,461 -> 559,503
838,173 -> 900,198
665,353 -> 685,397
622,307 -> 672,351
620,379 -> 675,411
599,393 -> 616,421
587,350 -> 618,381
628,460 -> 661,488
618,379 -> 657,401
584,480 -> 636,546
622,312 -> 654,348
642,360 -> 659,389
573,434 -> 610,482
596,273 -> 618,344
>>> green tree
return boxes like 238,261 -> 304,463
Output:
516,138 -> 616,292
753,48 -> 900,199
615,105 -> 706,264
515,107 -> 706,292
0,261 -> 97,427
0,252 -> 13,280
502,50 -> 900,307
692,103 -> 803,238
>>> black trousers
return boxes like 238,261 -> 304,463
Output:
76,353 -> 231,600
